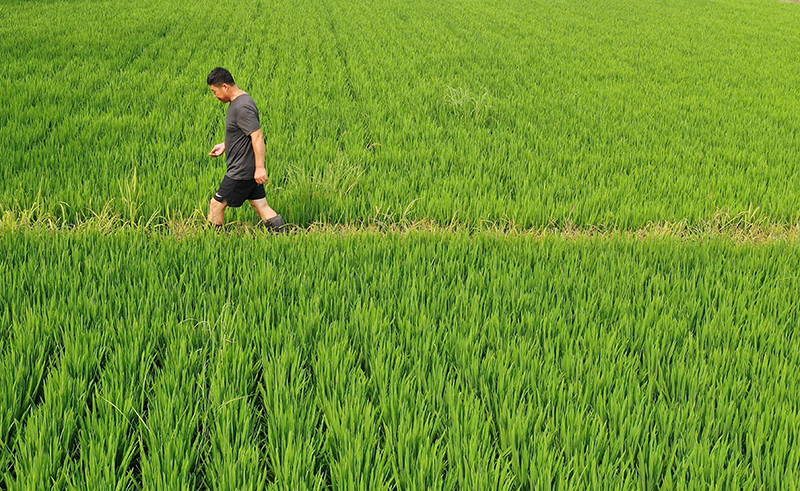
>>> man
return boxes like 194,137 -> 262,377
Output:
206,67 -> 287,233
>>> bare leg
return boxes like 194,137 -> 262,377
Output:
248,198 -> 278,221
208,198 -> 228,226
250,198 -> 287,233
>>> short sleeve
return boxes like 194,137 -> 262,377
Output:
237,99 -> 261,135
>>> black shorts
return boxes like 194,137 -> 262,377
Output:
213,176 -> 266,208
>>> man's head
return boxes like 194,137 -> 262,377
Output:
207,67 -> 237,102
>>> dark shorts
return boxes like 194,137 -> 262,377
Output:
213,176 -> 266,208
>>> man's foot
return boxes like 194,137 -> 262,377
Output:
262,214 -> 288,234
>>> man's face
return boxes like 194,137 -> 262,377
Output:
209,84 -> 231,103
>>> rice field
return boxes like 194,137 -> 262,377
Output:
1,231 -> 800,490
1,0 -> 799,228
2,0 -> 800,489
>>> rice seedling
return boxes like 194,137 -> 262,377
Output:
2,231 -> 797,488
7,329 -> 106,489
1,0 -> 798,229
2,0 -> 800,488
138,321 -> 208,490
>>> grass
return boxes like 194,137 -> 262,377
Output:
2,0 -> 799,488
2,197 -> 799,245
1,0 -> 799,228
1,230 -> 800,489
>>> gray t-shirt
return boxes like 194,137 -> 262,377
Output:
225,93 -> 261,180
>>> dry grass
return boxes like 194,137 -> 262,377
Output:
2,201 -> 799,244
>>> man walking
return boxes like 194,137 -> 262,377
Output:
206,67 -> 287,233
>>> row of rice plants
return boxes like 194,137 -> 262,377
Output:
0,317 -> 57,486
1,230 -> 799,488
138,321 -> 206,490
206,307 -> 266,490
257,314 -> 327,490
8,326 -> 105,489
76,322 -> 158,489
2,0 -> 799,228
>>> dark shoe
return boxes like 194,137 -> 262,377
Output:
262,214 -> 288,234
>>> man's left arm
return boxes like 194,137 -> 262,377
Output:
251,128 -> 267,185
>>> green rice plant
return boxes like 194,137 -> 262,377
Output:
442,383 -> 515,490
73,321 -> 161,490
257,329 -> 326,490
7,329 -> 106,490
315,339 -> 390,490
477,340 -> 538,489
206,307 -> 266,491
371,345 -> 447,490
139,321 -> 208,490
0,317 -> 58,488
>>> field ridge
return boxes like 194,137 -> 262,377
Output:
3,202 -> 800,243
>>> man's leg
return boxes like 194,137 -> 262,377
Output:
249,198 -> 287,233
208,198 -> 228,226
248,198 -> 278,221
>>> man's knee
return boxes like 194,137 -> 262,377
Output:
249,199 -> 277,221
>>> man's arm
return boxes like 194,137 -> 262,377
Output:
251,128 -> 267,184
209,142 -> 226,157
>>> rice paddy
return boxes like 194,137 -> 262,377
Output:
1,0 -> 799,489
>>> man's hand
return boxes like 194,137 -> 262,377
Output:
254,167 -> 268,185
209,142 -> 226,157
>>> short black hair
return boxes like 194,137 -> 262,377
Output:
207,67 -> 235,87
